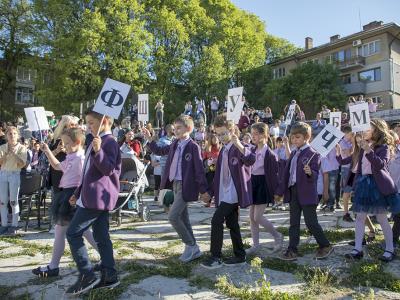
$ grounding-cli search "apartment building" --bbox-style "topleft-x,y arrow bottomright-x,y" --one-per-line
269,21 -> 400,109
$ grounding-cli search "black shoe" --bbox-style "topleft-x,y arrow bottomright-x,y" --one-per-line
223,256 -> 246,266
93,262 -> 102,272
379,250 -> 395,262
65,273 -> 100,296
345,249 -> 364,260
154,196 -> 158,202
329,206 -> 335,212
348,238 -> 366,246
32,266 -> 59,277
366,234 -> 376,244
336,203 -> 342,210
342,213 -> 354,222
94,271 -> 120,290
201,257 -> 222,269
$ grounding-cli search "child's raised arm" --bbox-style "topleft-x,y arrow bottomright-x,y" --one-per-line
41,143 -> 62,171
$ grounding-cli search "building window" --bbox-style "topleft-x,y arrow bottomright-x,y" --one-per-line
358,68 -> 381,82
273,67 -> 286,79
371,96 -> 382,103
357,40 -> 380,57
342,74 -> 351,84
16,67 -> 35,82
15,87 -> 34,103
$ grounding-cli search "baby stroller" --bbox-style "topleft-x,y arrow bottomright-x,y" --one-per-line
111,156 -> 150,226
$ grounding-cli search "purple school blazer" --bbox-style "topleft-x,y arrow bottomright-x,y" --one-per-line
74,134 -> 121,211
276,146 -> 320,205
148,139 -> 208,202
211,144 -> 256,208
355,145 -> 397,196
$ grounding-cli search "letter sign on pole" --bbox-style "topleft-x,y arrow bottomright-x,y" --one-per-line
138,94 -> 149,123
349,102 -> 371,133
93,78 -> 131,120
227,87 -> 244,123
310,124 -> 344,157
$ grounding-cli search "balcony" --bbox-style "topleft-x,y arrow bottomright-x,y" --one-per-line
336,56 -> 365,71
343,81 -> 366,95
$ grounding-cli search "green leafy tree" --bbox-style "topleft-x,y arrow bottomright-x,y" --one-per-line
265,34 -> 302,63
0,0 -> 33,120
263,62 -> 347,118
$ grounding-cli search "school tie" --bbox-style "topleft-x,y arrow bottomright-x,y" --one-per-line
222,147 -> 230,188
169,143 -> 181,182
288,149 -> 300,187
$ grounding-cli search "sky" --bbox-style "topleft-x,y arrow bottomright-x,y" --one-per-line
231,0 -> 400,48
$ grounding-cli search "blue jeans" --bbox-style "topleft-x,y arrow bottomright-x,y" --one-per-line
327,170 -> 339,207
66,207 -> 116,276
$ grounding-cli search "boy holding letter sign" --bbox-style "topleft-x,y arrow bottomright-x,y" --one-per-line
66,78 -> 130,296
275,122 -> 333,261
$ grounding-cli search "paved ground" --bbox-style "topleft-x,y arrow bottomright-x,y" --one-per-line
1,196 -> 400,299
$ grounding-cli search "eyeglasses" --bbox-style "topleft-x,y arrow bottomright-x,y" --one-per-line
216,131 -> 231,138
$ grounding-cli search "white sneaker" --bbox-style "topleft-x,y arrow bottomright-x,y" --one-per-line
272,233 -> 284,253
245,245 -> 261,255
179,245 -> 191,261
180,244 -> 202,263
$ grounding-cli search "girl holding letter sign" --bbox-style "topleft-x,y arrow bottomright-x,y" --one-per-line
344,119 -> 400,262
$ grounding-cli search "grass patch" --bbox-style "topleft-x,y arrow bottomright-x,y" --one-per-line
0,236 -> 52,256
344,260 -> 400,292
216,258 -> 300,300
324,229 -> 354,243
298,266 -> 339,295
189,275 -> 215,289
261,257 -> 300,273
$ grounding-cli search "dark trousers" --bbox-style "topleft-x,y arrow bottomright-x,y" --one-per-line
288,186 -> 330,252
393,213 -> 400,244
210,202 -> 245,259
66,207 -> 116,277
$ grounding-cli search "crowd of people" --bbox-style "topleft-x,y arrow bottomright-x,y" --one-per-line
0,94 -> 399,295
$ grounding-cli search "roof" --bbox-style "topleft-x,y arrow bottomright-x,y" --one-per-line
269,22 -> 400,66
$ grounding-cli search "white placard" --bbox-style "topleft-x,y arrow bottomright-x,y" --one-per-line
93,78 -> 131,119
138,94 -> 149,122
227,87 -> 244,123
285,104 -> 296,125
349,102 -> 370,132
24,107 -> 50,132
329,112 -> 342,129
310,124 -> 344,157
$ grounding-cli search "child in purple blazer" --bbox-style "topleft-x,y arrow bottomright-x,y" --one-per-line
246,122 -> 283,255
345,119 -> 400,262
201,114 -> 256,269
275,122 -> 332,261
66,107 -> 121,296
143,115 -> 208,263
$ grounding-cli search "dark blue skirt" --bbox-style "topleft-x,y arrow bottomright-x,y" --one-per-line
251,175 -> 272,205
353,175 -> 400,214
51,187 -> 77,226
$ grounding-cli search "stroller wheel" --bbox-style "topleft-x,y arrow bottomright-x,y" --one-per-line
140,205 -> 151,222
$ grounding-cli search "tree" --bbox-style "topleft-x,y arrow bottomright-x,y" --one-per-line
263,62 -> 346,118
265,34 -> 301,63
0,0 -> 33,120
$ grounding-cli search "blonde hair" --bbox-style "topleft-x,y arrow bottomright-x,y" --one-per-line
53,115 -> 79,140
174,114 -> 194,129
370,119 -> 395,150
5,126 -> 19,136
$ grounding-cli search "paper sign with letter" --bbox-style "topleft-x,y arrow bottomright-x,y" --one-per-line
24,107 -> 50,132
329,112 -> 342,129
138,94 -> 149,122
227,87 -> 244,123
349,102 -> 370,132
310,124 -> 344,157
93,78 -> 131,119
285,104 -> 296,125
